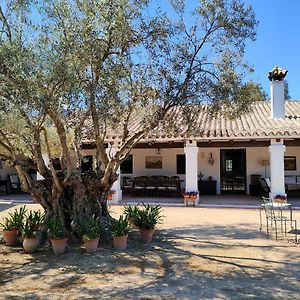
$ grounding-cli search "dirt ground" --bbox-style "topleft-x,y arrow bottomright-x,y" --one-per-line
0,204 -> 299,300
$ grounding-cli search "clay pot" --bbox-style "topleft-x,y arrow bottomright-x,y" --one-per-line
139,228 -> 155,243
23,237 -> 39,253
113,235 -> 128,250
51,238 -> 68,255
3,229 -> 18,246
84,237 -> 99,254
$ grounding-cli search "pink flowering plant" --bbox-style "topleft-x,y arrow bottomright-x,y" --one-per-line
183,191 -> 198,197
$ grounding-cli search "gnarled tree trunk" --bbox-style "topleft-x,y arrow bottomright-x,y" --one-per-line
30,171 -> 114,243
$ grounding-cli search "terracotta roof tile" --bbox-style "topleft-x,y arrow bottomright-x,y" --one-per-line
82,100 -> 300,142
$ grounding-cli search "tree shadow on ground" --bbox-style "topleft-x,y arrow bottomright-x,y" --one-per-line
0,223 -> 299,300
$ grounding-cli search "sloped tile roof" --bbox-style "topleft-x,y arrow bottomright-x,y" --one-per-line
82,100 -> 300,142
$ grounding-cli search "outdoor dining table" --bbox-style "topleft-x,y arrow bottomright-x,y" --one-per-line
259,201 -> 294,231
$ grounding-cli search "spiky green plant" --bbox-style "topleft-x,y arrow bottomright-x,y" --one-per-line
47,217 -> 67,239
22,210 -> 45,238
0,206 -> 27,232
0,217 -> 15,231
78,216 -> 101,240
123,205 -> 140,224
110,215 -> 131,237
134,204 -> 163,230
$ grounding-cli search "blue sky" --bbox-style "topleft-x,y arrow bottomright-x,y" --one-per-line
244,0 -> 300,99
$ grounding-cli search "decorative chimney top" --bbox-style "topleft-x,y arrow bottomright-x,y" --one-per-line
268,66 -> 288,81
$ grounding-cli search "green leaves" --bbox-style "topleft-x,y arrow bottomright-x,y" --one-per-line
110,215 -> 131,237
78,215 -> 101,240
23,210 -> 45,238
0,205 -> 27,231
46,216 -> 67,239
131,204 -> 163,230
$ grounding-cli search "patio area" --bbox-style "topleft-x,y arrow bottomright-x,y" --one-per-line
1,193 -> 300,209
122,194 -> 300,209
0,204 -> 299,299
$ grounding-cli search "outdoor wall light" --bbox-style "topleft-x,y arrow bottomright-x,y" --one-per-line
261,159 -> 269,177
208,153 -> 215,165
155,148 -> 161,155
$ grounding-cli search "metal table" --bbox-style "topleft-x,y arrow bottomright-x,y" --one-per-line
259,202 -> 293,231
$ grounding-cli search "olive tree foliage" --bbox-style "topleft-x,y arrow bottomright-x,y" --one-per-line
0,0 -> 260,232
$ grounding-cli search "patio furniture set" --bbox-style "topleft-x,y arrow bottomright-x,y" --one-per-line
123,175 -> 182,197
259,196 -> 298,242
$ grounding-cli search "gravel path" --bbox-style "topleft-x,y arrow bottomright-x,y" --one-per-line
0,205 -> 299,300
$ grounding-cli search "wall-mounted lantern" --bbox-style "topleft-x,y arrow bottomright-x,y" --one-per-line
208,153 -> 215,166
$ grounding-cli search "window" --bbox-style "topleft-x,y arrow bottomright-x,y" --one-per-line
176,154 -> 185,174
81,155 -> 93,172
284,156 -> 296,171
121,155 -> 133,174
225,159 -> 233,172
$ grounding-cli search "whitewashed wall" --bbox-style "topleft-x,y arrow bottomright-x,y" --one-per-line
129,148 -> 184,178
197,148 -> 220,193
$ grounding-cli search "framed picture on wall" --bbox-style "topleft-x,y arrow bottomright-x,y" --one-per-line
145,156 -> 162,169
284,156 -> 296,170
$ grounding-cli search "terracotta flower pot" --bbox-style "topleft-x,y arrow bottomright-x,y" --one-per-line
139,228 -> 155,243
113,235 -> 128,250
51,238 -> 68,255
3,229 -> 18,246
84,237 -> 99,253
23,237 -> 39,253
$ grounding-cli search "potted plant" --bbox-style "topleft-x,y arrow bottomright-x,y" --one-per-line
110,215 -> 131,250
22,210 -> 45,253
79,216 -> 101,253
134,204 -> 163,243
0,217 -> 18,246
274,194 -> 287,203
0,206 -> 27,246
123,205 -> 139,228
107,190 -> 116,201
47,217 -> 68,255
183,191 -> 198,206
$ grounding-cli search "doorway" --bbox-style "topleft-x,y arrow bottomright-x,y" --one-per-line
220,149 -> 247,194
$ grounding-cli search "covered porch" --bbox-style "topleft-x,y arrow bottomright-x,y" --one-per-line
120,194 -> 300,209
0,193 -> 299,209
104,137 -> 300,203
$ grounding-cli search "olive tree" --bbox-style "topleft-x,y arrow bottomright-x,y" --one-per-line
0,0 -> 262,236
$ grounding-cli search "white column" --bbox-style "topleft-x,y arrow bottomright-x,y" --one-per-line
184,140 -> 199,194
106,143 -> 122,203
269,139 -> 286,199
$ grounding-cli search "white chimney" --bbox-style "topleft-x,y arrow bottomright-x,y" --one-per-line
268,66 -> 288,119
